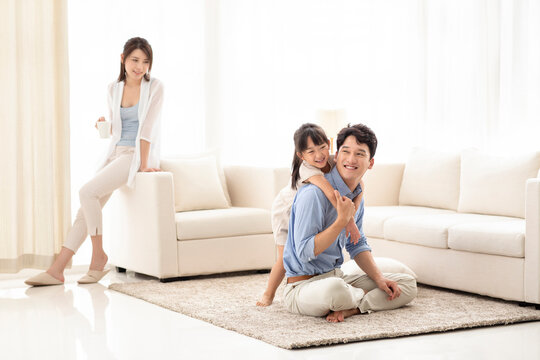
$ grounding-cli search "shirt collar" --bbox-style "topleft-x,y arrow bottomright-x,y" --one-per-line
327,166 -> 363,199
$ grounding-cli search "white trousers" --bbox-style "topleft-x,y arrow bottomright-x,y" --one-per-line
284,268 -> 417,316
63,146 -> 135,253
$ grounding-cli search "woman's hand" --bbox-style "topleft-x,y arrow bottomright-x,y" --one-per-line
95,116 -> 105,129
139,167 -> 161,172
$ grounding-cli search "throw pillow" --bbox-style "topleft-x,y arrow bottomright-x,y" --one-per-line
161,155 -> 230,212
458,149 -> 540,218
161,149 -> 232,206
399,147 -> 461,210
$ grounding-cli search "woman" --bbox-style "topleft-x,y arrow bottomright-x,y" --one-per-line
26,37 -> 164,286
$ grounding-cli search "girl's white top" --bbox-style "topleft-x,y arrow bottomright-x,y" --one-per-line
97,77 -> 164,188
271,156 -> 335,245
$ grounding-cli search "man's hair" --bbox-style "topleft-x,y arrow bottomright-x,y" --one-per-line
336,123 -> 377,159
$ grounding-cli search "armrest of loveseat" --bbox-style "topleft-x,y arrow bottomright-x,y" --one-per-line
106,172 -> 178,279
224,166 -> 289,210
525,177 -> 540,303
362,163 -> 405,206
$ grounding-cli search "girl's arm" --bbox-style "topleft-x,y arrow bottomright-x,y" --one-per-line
307,175 -> 340,210
352,179 -> 365,210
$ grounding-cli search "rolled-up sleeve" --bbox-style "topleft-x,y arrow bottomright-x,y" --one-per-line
292,188 -> 326,263
139,79 -> 164,143
345,200 -> 371,259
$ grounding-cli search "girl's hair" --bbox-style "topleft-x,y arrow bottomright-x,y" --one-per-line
117,37 -> 153,82
291,123 -> 329,190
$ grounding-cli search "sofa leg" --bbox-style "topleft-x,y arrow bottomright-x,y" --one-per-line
518,302 -> 540,310
116,266 -> 126,273
159,277 -> 184,283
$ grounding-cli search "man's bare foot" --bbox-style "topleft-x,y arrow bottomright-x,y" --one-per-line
89,252 -> 108,271
326,308 -> 360,322
45,270 -> 65,283
256,293 -> 275,307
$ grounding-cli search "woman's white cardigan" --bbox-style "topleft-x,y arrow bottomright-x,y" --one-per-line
97,77 -> 164,188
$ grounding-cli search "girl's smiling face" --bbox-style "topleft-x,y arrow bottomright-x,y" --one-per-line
121,48 -> 150,81
297,136 -> 330,169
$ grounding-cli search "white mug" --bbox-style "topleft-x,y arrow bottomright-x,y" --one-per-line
97,121 -> 111,138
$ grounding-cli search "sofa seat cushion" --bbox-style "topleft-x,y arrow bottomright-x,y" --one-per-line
175,207 -> 272,241
448,220 -> 525,258
363,206 -> 455,238
383,213 -> 516,249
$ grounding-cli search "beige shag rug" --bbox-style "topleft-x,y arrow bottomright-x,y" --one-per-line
109,273 -> 540,349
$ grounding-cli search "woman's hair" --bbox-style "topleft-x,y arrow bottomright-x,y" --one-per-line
117,37 -> 153,82
290,123 -> 329,190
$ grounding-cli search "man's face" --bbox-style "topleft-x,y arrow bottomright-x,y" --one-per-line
335,135 -> 374,188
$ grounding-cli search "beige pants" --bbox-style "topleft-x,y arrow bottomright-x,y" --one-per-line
63,146 -> 135,253
283,268 -> 417,316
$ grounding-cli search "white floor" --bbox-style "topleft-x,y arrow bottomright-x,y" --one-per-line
2,269 -> 540,360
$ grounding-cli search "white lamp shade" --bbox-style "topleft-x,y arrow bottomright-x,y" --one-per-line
317,109 -> 347,138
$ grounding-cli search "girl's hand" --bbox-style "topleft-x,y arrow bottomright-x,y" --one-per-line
139,167 -> 161,172
95,116 -> 105,129
334,190 -> 355,227
345,219 -> 361,244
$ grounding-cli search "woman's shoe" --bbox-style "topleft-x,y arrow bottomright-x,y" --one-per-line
77,269 -> 110,284
25,272 -> 64,286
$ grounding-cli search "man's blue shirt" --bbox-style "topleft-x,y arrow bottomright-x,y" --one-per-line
283,166 -> 371,277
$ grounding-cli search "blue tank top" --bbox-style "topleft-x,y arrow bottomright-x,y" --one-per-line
117,103 -> 139,146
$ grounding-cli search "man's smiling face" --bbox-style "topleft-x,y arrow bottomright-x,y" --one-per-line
335,135 -> 374,190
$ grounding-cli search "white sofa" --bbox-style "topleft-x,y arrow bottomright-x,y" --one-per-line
105,165 -> 289,281
105,147 -> 540,307
361,148 -> 540,306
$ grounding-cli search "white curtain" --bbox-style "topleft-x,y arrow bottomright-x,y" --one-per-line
215,0 -> 540,165
0,0 -> 71,272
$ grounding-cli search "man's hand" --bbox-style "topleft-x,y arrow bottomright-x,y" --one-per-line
375,277 -> 402,301
345,219 -> 361,244
334,190 -> 355,227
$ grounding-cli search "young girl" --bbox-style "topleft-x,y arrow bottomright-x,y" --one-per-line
25,37 -> 164,286
256,123 -> 364,306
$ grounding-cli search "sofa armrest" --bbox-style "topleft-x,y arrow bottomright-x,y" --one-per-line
105,172 -> 178,279
362,163 -> 405,206
525,177 -> 540,303
224,166 -> 289,209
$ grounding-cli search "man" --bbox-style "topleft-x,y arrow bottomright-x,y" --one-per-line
282,123 -> 417,322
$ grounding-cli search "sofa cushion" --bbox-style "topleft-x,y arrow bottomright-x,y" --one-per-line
448,220 -> 525,258
399,148 -> 461,210
458,149 -> 540,218
383,213 -> 516,249
175,207 -> 271,240
363,206 -> 455,238
161,155 -> 230,212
